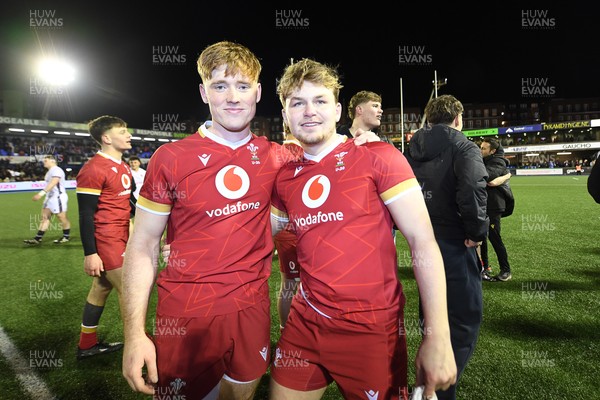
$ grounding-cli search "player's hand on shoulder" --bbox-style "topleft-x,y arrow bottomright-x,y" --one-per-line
353,129 -> 381,145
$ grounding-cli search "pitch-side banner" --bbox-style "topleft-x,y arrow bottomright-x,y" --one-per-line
0,180 -> 77,193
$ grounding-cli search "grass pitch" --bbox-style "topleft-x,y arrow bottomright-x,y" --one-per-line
0,175 -> 598,399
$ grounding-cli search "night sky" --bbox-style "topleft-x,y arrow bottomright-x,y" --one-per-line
1,2 -> 598,130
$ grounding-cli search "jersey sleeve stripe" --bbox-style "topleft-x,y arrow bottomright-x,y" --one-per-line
381,178 -> 420,205
76,188 -> 102,195
137,196 -> 172,215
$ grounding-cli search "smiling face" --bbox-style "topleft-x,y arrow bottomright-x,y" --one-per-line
199,64 -> 261,139
129,159 -> 140,171
282,80 -> 341,155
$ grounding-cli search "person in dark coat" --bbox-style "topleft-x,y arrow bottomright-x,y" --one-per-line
405,94 -> 488,400
480,138 -> 513,282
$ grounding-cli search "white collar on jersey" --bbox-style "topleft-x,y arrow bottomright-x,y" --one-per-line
302,134 -> 345,163
97,151 -> 122,164
200,121 -> 252,150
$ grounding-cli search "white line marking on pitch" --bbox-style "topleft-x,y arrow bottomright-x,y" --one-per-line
0,325 -> 56,400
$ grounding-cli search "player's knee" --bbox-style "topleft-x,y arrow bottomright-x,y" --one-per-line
91,277 -> 113,294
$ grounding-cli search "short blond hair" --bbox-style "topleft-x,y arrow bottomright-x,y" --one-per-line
277,59 -> 343,107
197,41 -> 261,83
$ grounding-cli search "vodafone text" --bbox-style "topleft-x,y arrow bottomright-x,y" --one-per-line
206,201 -> 260,217
292,211 -> 344,229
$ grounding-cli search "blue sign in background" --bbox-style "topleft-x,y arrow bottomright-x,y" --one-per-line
499,124 -> 543,135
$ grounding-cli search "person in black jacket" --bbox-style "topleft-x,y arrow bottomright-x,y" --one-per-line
405,94 -> 488,400
480,139 -> 513,282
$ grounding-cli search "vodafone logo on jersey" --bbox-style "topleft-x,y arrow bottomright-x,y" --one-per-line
301,175 -> 330,208
118,173 -> 132,196
121,174 -> 131,189
293,175 -> 344,230
215,165 -> 250,200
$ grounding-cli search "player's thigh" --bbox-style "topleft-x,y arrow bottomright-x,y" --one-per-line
154,315 -> 226,398
225,301 -> 271,382
270,299 -> 330,392
220,376 -> 260,400
325,319 -> 404,400
269,377 -> 326,400
154,305 -> 269,400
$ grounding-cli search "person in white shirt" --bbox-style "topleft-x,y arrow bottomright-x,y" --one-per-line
127,156 -> 146,236
128,156 -> 146,200
24,155 -> 71,244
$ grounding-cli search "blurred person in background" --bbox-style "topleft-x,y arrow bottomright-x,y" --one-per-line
24,155 -> 71,245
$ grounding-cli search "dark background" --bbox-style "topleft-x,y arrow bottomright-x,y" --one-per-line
1,1 -> 597,129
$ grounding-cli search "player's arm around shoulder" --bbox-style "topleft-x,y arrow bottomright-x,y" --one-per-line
352,128 -> 381,145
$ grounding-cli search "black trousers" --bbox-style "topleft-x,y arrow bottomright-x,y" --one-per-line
480,213 -> 511,273
420,239 -> 483,400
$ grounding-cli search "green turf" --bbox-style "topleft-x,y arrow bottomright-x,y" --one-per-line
0,175 -> 598,399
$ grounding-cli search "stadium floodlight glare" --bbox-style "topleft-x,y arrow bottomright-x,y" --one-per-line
37,58 -> 76,86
